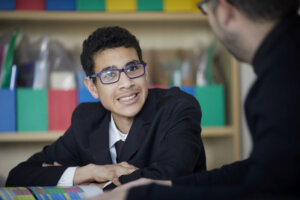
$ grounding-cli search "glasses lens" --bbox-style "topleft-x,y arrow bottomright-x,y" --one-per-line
100,69 -> 119,84
125,63 -> 145,78
202,4 -> 208,14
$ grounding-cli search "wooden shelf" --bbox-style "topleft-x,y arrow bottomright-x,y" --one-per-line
0,126 -> 233,143
202,126 -> 234,137
0,11 -> 207,22
0,131 -> 63,143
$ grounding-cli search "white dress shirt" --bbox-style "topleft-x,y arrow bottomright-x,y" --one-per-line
57,114 -> 128,186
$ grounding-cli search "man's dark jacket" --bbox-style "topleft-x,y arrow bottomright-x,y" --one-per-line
127,14 -> 300,200
6,87 -> 206,186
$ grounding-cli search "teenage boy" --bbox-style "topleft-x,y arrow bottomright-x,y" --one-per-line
6,26 -> 206,190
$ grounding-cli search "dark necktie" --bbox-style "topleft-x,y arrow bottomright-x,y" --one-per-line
115,140 -> 125,163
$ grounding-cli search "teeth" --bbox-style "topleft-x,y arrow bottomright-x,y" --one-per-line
119,94 -> 136,101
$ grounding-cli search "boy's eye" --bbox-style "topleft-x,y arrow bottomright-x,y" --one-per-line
102,70 -> 117,79
126,64 -> 139,72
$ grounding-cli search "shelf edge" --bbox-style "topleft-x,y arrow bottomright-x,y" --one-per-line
0,126 -> 234,143
0,11 -> 207,22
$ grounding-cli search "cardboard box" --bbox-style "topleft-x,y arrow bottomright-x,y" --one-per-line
46,0 -> 75,10
17,89 -> 48,131
137,0 -> 162,11
16,0 -> 45,10
78,87 -> 99,104
195,85 -> 225,127
0,89 -> 16,132
106,0 -> 136,12
0,0 -> 14,10
164,0 -> 197,12
76,0 -> 105,11
48,89 -> 77,131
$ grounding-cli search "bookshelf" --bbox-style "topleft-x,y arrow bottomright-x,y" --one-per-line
0,11 -> 205,21
0,12 -> 241,182
0,126 -> 235,142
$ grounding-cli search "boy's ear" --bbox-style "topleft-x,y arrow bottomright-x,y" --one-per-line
84,77 -> 99,99
145,64 -> 148,81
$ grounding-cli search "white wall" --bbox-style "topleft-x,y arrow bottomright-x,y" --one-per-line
239,63 -> 256,159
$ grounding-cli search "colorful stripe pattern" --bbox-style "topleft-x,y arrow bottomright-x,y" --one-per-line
0,187 -> 35,200
0,186 -> 87,200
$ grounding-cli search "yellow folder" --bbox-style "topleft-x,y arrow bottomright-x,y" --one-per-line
106,0 -> 136,12
164,0 -> 198,12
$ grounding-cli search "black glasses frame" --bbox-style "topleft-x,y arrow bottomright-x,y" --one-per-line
197,0 -> 234,15
89,62 -> 147,85
197,0 -> 210,15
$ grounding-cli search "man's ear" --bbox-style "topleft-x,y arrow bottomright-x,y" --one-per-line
84,77 -> 99,99
217,0 -> 235,26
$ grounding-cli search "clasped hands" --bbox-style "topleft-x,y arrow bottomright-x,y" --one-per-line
42,161 -> 138,188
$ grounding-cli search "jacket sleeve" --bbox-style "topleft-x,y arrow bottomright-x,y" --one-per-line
119,95 -> 205,184
172,159 -> 251,186
127,184 -> 242,200
6,113 -> 83,186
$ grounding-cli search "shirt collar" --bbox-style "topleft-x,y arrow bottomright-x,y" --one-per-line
109,114 -> 128,149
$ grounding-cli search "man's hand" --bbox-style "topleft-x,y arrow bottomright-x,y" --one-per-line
89,187 -> 128,200
89,178 -> 172,200
114,178 -> 172,191
74,162 -> 138,187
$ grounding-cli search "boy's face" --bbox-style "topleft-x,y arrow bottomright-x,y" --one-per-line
87,47 -> 148,122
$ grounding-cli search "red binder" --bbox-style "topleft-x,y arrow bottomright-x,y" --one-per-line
48,89 -> 77,131
16,0 -> 45,10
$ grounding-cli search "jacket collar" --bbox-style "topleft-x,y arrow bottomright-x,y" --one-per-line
89,111 -> 113,164
252,14 -> 300,76
89,90 -> 156,163
118,90 -> 156,162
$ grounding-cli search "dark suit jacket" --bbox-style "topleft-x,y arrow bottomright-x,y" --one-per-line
6,87 -> 206,187
126,14 -> 300,200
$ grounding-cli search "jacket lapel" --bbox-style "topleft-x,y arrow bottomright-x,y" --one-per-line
118,118 -> 148,162
118,91 -> 156,162
89,112 -> 113,164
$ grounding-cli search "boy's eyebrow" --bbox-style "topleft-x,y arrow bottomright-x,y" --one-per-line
100,66 -> 117,73
125,60 -> 139,66
99,59 -> 139,73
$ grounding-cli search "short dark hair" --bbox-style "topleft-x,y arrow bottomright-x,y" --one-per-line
80,26 -> 143,81
213,0 -> 300,21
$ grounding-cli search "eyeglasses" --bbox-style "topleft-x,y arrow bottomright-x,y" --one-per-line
197,0 -> 234,14
89,62 -> 146,84
197,0 -> 210,15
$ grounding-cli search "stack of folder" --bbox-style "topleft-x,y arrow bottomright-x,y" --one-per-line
0,0 -> 199,12
0,186 -> 102,200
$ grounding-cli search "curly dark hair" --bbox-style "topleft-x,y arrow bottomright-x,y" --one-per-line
80,26 -> 143,82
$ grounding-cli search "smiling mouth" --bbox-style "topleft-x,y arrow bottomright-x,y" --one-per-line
118,93 -> 138,103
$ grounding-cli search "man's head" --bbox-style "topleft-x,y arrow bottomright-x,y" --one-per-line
81,26 -> 148,124
197,0 -> 300,63
204,0 -> 300,22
